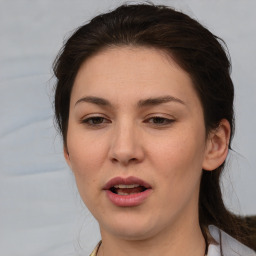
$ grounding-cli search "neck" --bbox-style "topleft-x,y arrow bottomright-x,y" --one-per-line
98,217 -> 206,256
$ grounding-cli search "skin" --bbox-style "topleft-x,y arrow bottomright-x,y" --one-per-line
64,46 -> 230,256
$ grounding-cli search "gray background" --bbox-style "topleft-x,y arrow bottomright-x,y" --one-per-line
0,0 -> 255,255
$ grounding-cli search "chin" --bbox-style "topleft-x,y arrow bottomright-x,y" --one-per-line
101,211 -> 160,241
112,226 -> 154,241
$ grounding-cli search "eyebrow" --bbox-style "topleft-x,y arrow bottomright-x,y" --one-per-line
74,95 -> 185,108
75,96 -> 111,107
137,95 -> 185,107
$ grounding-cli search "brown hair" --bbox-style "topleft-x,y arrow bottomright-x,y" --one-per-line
53,3 -> 255,252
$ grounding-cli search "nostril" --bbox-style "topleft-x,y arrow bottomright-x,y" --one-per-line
127,158 -> 138,164
111,158 -> 119,163
111,157 -> 138,164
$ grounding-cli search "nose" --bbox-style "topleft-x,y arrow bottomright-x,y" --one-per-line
108,121 -> 145,166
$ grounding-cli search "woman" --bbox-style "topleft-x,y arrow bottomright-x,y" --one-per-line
53,3 -> 255,256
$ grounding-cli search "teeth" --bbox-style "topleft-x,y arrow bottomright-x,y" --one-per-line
114,184 -> 140,189
117,192 -> 138,195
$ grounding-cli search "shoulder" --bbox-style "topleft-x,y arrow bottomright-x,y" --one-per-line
208,225 -> 256,256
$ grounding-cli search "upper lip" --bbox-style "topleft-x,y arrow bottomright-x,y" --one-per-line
103,176 -> 152,190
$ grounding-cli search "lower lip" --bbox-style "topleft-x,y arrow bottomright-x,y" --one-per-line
105,189 -> 152,207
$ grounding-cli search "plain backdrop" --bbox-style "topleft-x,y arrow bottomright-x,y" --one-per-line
0,0 -> 255,255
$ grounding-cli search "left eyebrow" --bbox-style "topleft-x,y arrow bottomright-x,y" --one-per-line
137,95 -> 185,107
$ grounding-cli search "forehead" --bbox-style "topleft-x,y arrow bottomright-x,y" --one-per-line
71,46 -> 200,109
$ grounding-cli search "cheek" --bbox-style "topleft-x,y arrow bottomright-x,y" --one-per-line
150,126 -> 206,185
148,130 -> 205,216
66,127 -> 109,198
68,139 -> 103,208
67,127 -> 106,170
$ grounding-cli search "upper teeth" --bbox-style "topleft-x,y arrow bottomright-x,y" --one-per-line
114,184 -> 140,189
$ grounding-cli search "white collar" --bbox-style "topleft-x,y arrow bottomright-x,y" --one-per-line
208,225 -> 255,256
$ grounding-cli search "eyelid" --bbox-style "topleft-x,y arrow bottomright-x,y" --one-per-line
143,114 -> 176,126
144,113 -> 175,120
80,113 -> 107,120
145,116 -> 175,122
80,114 -> 111,127
79,113 -> 175,127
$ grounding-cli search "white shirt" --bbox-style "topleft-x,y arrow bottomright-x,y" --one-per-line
208,225 -> 256,256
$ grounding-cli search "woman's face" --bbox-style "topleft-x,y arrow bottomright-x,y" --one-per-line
65,46 -> 212,240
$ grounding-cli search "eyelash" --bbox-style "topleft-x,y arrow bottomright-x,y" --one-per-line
145,116 -> 175,126
81,116 -> 110,126
81,116 -> 175,127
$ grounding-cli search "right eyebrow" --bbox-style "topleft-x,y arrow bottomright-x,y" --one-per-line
137,95 -> 185,107
74,96 -> 111,107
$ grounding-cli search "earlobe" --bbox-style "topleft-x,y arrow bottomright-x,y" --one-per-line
64,146 -> 72,168
202,119 -> 231,171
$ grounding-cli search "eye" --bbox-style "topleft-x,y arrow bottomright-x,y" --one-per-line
145,116 -> 175,126
81,116 -> 111,127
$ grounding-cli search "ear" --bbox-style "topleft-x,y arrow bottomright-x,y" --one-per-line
64,146 -> 72,168
202,119 -> 231,171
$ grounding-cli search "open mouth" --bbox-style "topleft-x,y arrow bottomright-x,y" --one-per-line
104,176 -> 152,206
109,184 -> 148,195
103,176 -> 151,195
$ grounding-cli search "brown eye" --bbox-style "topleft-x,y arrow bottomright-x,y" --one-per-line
82,116 -> 110,126
146,117 -> 175,126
